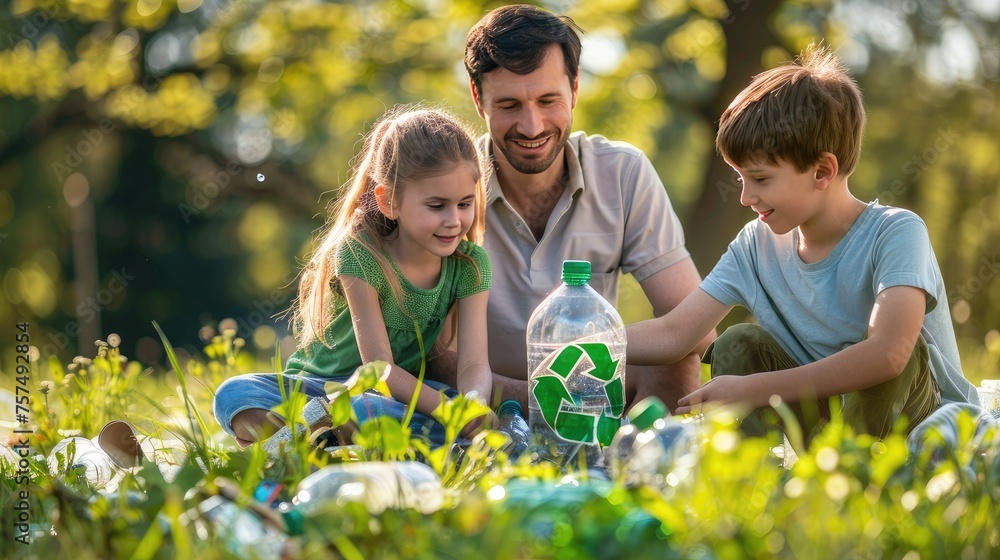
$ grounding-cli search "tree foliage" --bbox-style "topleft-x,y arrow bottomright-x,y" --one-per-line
0,0 -> 997,378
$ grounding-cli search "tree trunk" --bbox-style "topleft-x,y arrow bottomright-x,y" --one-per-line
684,0 -> 784,276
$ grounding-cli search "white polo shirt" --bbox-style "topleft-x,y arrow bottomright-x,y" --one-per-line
482,131 -> 689,379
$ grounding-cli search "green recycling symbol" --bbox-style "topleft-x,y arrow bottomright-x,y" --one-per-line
531,342 -> 624,446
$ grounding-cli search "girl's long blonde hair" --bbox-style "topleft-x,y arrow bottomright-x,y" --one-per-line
294,105 -> 487,348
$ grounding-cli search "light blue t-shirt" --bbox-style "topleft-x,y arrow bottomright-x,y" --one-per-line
700,201 -> 978,406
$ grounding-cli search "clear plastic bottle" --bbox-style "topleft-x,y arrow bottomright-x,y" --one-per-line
606,396 -> 699,490
46,436 -> 118,488
261,395 -> 333,458
978,380 -> 1000,419
526,260 -> 627,469
497,399 -> 530,460
190,494 -> 287,560
278,461 -> 443,534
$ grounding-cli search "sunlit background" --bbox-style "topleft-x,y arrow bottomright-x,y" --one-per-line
1,0 -> 998,382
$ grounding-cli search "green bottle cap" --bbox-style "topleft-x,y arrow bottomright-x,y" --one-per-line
281,509 -> 304,536
562,260 -> 591,286
498,399 -> 523,417
627,396 -> 668,430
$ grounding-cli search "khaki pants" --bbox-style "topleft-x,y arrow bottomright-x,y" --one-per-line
704,323 -> 940,441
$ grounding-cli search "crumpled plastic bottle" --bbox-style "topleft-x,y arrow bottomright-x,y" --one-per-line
188,493 -> 288,560
47,437 -> 120,489
605,396 -> 700,490
278,461 -> 443,535
497,399 -> 531,460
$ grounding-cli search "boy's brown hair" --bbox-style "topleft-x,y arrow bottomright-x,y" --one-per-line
716,45 -> 867,176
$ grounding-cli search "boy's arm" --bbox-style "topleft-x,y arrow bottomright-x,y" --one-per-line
343,276 -> 446,417
638,258 -> 718,357
626,288 -> 732,365
676,285 -> 927,414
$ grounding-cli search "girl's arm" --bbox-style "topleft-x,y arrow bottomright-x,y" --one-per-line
626,288 -> 732,366
455,290 -> 494,401
342,275 -> 445,417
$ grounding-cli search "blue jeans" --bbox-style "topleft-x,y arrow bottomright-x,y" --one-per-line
213,372 -> 457,447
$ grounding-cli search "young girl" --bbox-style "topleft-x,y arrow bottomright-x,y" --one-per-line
213,106 -> 495,447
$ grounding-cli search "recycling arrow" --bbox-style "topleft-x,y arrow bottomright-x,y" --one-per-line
531,342 -> 625,446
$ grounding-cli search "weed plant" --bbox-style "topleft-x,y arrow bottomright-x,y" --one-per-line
1,327 -> 998,559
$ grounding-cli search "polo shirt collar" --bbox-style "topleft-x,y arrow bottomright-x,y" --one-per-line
481,133 -> 585,206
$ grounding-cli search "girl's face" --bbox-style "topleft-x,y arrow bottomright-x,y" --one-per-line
383,164 -> 478,261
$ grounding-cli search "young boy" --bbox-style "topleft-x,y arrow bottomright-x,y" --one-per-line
627,45 -> 980,439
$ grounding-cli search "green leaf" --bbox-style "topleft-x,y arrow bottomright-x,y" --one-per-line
342,361 -> 392,396
432,393 -> 491,444
327,388 -> 354,427
355,416 -> 411,459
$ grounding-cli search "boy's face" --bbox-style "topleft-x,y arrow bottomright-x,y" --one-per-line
727,157 -> 825,236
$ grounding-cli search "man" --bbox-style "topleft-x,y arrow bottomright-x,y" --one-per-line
435,4 -> 714,413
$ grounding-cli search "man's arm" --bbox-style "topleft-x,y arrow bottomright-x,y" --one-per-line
676,285 -> 927,414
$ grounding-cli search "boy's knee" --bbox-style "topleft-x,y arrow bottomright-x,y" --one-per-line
717,323 -> 769,348
708,323 -> 766,371
707,323 -> 793,377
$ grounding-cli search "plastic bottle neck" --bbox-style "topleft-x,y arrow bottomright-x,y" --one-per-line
498,399 -> 524,418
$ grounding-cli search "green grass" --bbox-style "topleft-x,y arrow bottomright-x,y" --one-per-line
2,329 -> 999,559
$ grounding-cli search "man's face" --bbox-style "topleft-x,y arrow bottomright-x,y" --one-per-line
471,44 -> 578,175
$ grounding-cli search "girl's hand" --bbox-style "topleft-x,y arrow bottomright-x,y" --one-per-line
460,410 -> 499,438
675,375 -> 760,415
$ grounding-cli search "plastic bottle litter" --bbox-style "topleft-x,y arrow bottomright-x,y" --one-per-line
95,420 -> 143,468
493,477 -> 663,555
977,380 -> 1000,419
47,437 -> 120,489
907,402 -> 999,467
606,396 -> 699,490
526,260 -> 627,469
277,461 -> 443,534
496,399 -> 531,460
261,395 -> 334,458
188,494 -> 288,560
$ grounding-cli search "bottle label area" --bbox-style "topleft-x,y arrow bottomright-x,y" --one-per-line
529,342 -> 625,446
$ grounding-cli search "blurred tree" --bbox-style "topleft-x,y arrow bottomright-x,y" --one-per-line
0,0 -> 997,379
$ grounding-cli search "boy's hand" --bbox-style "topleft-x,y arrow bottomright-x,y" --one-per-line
675,375 -> 763,415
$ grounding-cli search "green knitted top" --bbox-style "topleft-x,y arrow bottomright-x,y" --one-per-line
285,237 -> 492,378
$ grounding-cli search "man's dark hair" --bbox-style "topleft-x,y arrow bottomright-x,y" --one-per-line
465,4 -> 583,94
